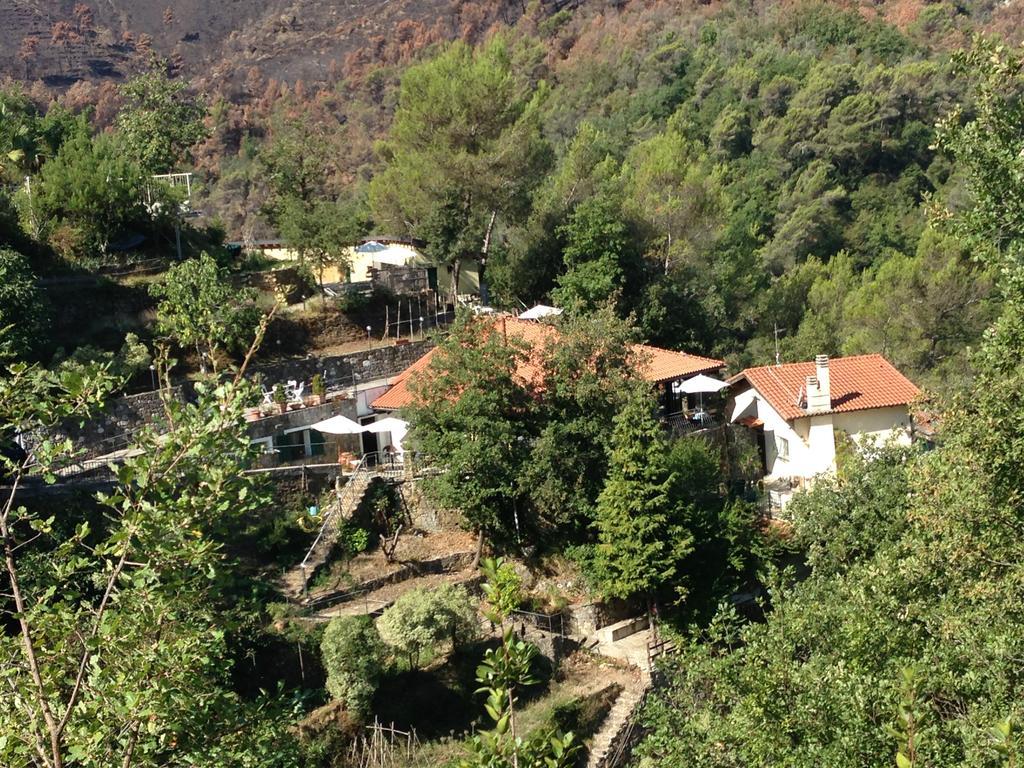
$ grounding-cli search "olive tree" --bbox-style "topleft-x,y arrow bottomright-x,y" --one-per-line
377,583 -> 478,668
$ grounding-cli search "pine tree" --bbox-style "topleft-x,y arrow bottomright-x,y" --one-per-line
592,386 -> 692,603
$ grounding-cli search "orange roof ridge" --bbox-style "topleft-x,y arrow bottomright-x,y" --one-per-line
728,354 -> 920,421
372,317 -> 724,411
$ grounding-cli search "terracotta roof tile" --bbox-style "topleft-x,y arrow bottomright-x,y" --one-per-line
728,354 -> 920,421
632,344 -> 724,383
371,317 -> 724,411
370,348 -> 439,410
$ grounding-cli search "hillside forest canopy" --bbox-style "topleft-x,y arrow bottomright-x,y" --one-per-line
1,0 -> 1024,766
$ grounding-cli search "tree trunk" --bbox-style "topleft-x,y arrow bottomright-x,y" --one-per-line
479,210 -> 497,306
449,259 -> 462,309
471,527 -> 485,569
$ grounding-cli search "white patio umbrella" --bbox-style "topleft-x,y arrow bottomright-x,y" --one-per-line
364,416 -> 410,455
310,414 -> 366,434
519,304 -> 563,320
673,373 -> 728,412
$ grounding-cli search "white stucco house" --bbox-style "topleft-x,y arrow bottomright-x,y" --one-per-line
727,354 -> 920,510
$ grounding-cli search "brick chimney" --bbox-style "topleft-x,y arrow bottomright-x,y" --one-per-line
805,355 -> 831,413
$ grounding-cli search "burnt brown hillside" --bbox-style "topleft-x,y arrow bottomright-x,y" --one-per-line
5,0 -> 1024,98
0,0 -> 538,90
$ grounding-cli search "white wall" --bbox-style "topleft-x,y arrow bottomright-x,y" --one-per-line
345,243 -> 481,295
729,387 -> 805,479
730,391 -> 910,482
348,243 -> 422,282
800,414 -> 838,477
832,406 -> 913,450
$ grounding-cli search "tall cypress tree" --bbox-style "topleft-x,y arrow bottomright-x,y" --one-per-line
592,385 -> 693,603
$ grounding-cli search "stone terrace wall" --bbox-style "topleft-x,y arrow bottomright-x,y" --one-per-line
250,340 -> 434,389
52,387 -> 186,458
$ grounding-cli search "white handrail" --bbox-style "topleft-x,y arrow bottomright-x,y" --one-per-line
298,452 -> 379,591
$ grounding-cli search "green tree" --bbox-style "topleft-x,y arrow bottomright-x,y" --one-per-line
842,231 -> 994,388
150,252 -> 260,373
635,39 -> 1024,764
0,92 -> 77,182
933,38 -> 1024,264
0,247 -> 47,361
320,616 -> 385,718
787,442 -> 915,577
551,190 -> 640,314
491,122 -> 618,303
376,584 -> 478,667
405,312 -> 538,551
591,386 -> 692,605
0,362 -> 303,767
520,306 -> 637,537
278,194 -> 366,299
624,129 -> 723,276
258,102 -> 340,230
36,126 -> 146,258
116,63 -> 208,174
370,37 -> 552,301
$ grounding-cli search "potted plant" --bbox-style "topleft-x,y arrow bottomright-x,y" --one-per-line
273,383 -> 288,414
311,373 -> 327,405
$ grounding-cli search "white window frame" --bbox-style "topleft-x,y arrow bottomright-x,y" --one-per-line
776,435 -> 790,461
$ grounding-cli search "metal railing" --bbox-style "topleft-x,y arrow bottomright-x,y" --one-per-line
510,608 -> 566,636
298,452 -> 379,592
666,412 -> 723,436
21,457 -> 119,483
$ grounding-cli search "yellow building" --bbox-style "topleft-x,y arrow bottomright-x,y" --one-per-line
236,236 -> 480,297
345,238 -> 479,296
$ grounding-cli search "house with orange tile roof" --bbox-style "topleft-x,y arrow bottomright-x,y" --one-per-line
727,354 -> 921,510
371,316 -> 725,414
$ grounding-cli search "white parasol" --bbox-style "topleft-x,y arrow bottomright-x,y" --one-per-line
672,374 -> 728,413
364,416 -> 410,454
309,414 -> 366,434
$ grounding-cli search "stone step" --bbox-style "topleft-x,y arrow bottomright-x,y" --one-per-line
585,680 -> 651,768
280,472 -> 375,598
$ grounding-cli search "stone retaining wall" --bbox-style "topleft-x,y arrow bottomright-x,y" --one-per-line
251,340 -> 434,390
565,599 -> 641,637
52,386 -> 186,458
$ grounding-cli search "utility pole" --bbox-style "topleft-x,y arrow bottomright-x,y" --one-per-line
774,323 -> 784,366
